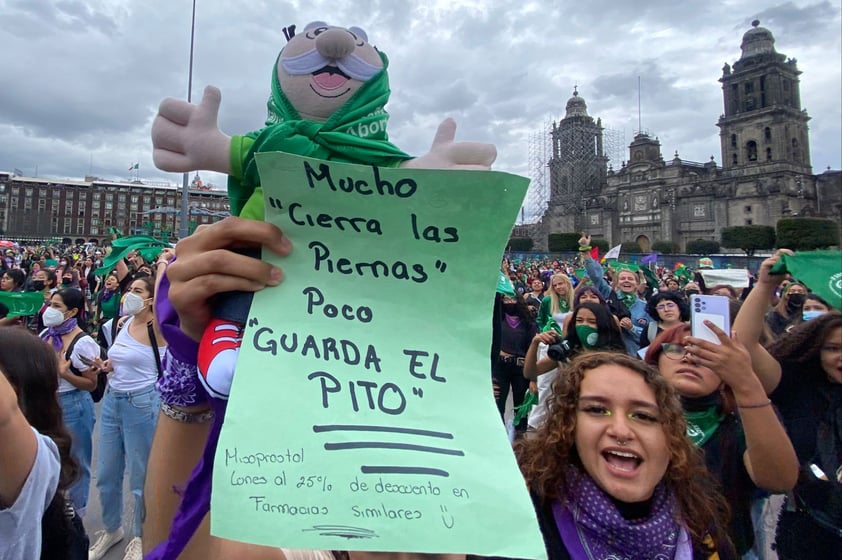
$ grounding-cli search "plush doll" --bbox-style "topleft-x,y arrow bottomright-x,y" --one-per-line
148,22 -> 495,557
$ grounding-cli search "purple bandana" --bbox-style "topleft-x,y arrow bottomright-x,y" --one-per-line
41,318 -> 78,351
553,469 -> 691,560
504,313 -> 522,329
101,288 -> 115,303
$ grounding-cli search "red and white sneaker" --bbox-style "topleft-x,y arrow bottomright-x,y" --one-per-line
197,318 -> 244,400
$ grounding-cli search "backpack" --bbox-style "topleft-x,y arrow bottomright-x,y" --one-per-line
64,332 -> 108,402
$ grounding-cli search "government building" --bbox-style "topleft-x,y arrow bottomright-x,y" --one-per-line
0,172 -> 229,243
519,21 -> 842,251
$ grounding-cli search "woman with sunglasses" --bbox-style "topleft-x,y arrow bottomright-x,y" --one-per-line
645,324 -> 798,556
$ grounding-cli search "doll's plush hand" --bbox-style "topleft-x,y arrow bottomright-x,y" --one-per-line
401,118 -> 497,171
152,86 -> 233,174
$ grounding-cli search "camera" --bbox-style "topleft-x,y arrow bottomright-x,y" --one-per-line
547,338 -> 574,362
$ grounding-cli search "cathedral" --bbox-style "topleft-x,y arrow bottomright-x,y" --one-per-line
525,21 -> 841,252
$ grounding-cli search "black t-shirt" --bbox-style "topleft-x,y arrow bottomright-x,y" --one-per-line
771,362 -> 833,464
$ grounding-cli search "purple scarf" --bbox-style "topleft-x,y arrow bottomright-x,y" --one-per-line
41,318 -> 78,351
101,288 -> 115,303
553,469 -> 692,560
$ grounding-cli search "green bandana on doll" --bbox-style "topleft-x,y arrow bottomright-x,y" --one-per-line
230,50 -> 410,219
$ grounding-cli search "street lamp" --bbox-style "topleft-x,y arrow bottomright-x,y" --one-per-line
179,0 -> 198,239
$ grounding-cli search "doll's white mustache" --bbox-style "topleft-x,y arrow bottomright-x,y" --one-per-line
281,48 -> 381,81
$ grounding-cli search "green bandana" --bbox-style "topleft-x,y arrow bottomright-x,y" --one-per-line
559,299 -> 570,313
684,406 -> 724,447
231,50 -> 412,219
618,291 -> 637,310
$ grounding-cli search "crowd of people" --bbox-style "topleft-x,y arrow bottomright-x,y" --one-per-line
0,223 -> 840,560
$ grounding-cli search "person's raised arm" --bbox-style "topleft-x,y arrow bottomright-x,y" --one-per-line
143,217 -> 292,558
0,365 -> 37,506
578,234 -> 612,299
685,323 -> 798,492
732,250 -> 792,393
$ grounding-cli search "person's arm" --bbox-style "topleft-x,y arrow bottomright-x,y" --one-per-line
115,257 -> 130,282
59,356 -> 96,392
578,234 -> 612,299
143,218 -> 292,558
732,250 -> 792,393
523,331 -> 561,380
685,323 -> 798,492
0,367 -> 38,506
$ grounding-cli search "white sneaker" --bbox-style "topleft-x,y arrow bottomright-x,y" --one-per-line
123,537 -> 143,560
88,527 -> 124,560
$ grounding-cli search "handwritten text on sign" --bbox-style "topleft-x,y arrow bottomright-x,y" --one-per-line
212,153 -> 544,559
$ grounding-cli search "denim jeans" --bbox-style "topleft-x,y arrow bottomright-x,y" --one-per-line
95,384 -> 159,537
58,389 -> 95,517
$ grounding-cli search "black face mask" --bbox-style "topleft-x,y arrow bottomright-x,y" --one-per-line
62,278 -> 72,285
502,303 -> 519,315
786,293 -> 805,309
31,280 -> 45,291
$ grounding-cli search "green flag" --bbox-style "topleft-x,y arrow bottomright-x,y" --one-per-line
0,291 -> 44,317
769,250 -> 842,310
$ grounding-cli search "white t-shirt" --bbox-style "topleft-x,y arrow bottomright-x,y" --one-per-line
0,428 -> 61,560
40,330 -> 101,394
107,316 -> 166,392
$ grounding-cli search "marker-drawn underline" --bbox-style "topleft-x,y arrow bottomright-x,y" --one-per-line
324,441 -> 465,456
313,424 -> 454,439
361,466 -> 450,477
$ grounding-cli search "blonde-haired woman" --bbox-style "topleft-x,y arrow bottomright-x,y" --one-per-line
537,273 -> 574,333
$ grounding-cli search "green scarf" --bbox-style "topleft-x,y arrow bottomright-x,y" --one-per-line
230,50 -> 412,218
559,298 -> 570,313
618,291 -> 637,310
684,406 -> 725,447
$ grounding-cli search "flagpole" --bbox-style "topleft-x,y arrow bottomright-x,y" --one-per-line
179,0 -> 197,240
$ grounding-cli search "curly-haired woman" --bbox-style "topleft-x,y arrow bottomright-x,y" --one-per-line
518,351 -> 736,558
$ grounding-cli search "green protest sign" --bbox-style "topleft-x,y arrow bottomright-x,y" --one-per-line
0,291 -> 44,317
212,153 -> 544,558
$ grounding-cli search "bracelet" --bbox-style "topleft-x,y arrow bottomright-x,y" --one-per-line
160,402 -> 214,423
578,246 -> 592,251
737,399 -> 772,409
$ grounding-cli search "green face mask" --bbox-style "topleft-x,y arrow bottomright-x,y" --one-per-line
576,325 -> 600,349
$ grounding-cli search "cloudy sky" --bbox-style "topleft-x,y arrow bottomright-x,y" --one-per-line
1,0 -> 840,214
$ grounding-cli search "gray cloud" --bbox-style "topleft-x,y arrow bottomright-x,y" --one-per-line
0,0 -> 838,193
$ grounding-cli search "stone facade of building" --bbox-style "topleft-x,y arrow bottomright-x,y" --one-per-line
522,21 -> 841,252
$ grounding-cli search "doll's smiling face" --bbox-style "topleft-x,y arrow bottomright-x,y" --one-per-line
277,23 -> 383,121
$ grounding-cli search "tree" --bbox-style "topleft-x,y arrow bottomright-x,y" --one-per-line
547,232 -> 582,252
508,236 -> 534,251
721,225 -> 775,256
651,241 -> 679,254
776,218 -> 839,250
619,242 -> 642,254
685,239 -> 721,255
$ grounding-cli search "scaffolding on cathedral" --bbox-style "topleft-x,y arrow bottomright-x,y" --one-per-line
521,118 -> 624,225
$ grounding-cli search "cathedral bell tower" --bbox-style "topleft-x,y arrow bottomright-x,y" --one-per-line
717,20 -> 811,171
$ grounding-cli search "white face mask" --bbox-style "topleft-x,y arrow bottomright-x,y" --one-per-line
122,292 -> 148,316
43,307 -> 67,327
